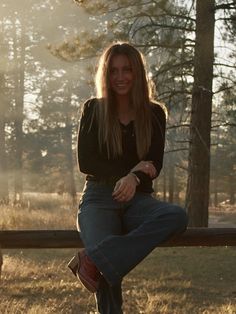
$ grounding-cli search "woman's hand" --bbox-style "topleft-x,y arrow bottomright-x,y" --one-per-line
112,174 -> 138,202
131,161 -> 157,178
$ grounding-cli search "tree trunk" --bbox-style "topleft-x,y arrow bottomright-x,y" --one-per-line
13,19 -> 25,204
0,64 -> 9,204
168,155 -> 174,203
153,178 -> 158,198
213,172 -> 218,207
229,174 -> 235,205
174,181 -> 180,204
163,165 -> 167,201
0,30 -> 9,204
64,92 -> 77,207
0,247 -> 3,279
186,0 -> 215,226
64,122 -> 77,206
0,116 -> 9,204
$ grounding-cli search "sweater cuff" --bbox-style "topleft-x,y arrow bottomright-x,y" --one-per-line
131,170 -> 151,185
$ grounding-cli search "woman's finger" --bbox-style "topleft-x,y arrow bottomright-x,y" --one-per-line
141,162 -> 157,178
113,185 -> 129,199
113,184 -> 134,202
124,189 -> 135,202
112,174 -> 137,202
112,180 -> 127,197
113,181 -> 121,193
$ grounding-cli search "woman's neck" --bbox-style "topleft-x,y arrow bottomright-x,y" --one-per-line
116,95 -> 130,112
115,98 -> 135,125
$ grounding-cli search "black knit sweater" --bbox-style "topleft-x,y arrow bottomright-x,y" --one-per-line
77,98 -> 166,193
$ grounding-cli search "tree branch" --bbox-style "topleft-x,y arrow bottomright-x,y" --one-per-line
215,2 -> 236,10
154,60 -> 194,76
167,124 -> 190,130
165,148 -> 189,153
214,62 -> 236,69
212,123 -> 236,128
213,84 -> 236,94
132,23 -> 195,38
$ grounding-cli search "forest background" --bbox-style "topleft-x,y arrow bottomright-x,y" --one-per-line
0,0 -> 235,228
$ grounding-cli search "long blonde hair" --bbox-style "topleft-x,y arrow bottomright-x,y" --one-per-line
95,42 -> 154,160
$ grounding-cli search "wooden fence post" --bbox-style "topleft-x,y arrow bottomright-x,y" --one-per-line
0,247 -> 3,279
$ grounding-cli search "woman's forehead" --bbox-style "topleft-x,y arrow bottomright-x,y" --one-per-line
110,54 -> 131,67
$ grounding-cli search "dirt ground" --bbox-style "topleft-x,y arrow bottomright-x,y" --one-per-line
209,206 -> 236,228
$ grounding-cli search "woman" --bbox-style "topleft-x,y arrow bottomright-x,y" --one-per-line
68,42 -> 188,313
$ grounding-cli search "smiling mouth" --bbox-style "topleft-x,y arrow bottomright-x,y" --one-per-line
116,84 -> 128,88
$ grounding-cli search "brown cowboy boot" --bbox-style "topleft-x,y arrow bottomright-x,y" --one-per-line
68,250 -> 101,293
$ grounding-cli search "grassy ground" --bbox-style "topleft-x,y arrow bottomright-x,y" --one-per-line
217,212 -> 236,225
0,195 -> 236,313
1,247 -> 236,313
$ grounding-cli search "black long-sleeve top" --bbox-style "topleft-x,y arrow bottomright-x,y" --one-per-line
77,98 -> 166,193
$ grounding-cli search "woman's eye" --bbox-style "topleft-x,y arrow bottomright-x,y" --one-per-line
124,67 -> 131,72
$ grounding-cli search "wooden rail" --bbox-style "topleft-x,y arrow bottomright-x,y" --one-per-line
0,228 -> 236,248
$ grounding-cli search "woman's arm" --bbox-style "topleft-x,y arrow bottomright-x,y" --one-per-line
77,99 -> 127,178
131,104 -> 166,182
147,103 -> 166,177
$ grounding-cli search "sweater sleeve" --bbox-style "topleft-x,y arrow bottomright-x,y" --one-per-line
148,103 -> 166,178
77,99 -> 127,178
132,104 -> 166,183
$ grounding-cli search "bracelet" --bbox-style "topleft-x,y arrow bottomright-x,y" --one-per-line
129,172 -> 140,185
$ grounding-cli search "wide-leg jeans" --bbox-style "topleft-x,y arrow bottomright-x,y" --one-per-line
77,181 -> 188,314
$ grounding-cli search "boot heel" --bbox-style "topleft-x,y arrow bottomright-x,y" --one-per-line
68,254 -> 80,277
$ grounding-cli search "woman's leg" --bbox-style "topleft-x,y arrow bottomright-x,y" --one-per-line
86,193 -> 188,286
77,181 -> 125,314
95,277 -> 123,314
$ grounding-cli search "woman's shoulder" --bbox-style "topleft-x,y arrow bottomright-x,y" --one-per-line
150,100 -> 168,122
82,97 -> 99,113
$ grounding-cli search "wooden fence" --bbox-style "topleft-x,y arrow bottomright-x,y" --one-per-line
1,228 -> 236,248
0,228 -> 235,278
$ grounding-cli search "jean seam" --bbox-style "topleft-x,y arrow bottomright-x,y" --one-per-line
125,205 -> 172,218
88,243 -> 122,285
98,247 -> 121,278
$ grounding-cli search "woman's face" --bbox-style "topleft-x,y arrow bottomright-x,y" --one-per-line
109,54 -> 134,98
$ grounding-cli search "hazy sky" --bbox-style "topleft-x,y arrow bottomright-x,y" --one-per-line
1,0 -> 100,117
1,0 -> 234,108
0,0 -> 96,70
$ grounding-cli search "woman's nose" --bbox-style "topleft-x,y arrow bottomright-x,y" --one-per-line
117,70 -> 124,80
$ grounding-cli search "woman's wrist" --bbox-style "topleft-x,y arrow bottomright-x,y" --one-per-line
128,172 -> 140,186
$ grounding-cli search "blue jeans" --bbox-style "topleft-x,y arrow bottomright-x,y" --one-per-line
78,181 -> 188,314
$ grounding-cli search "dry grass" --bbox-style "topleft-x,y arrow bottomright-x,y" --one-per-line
1,247 -> 236,314
0,193 -> 77,230
218,213 -> 236,224
0,195 -> 236,313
